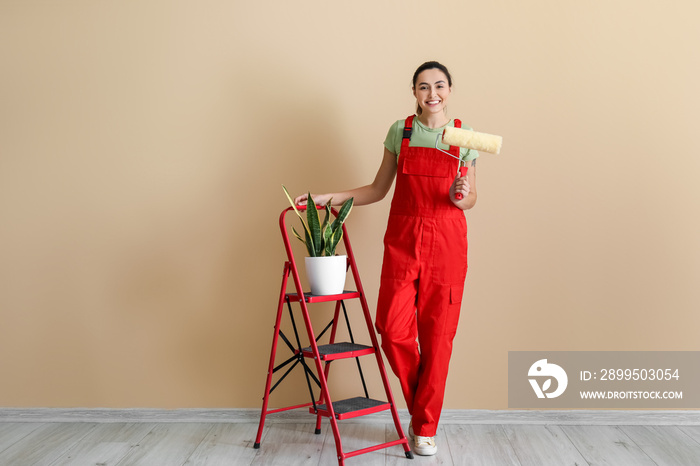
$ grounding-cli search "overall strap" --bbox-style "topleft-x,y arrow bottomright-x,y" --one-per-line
400,115 -> 415,153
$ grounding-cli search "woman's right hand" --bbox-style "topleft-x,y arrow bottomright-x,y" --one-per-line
293,192 -> 333,207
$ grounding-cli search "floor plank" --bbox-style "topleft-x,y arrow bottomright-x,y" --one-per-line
502,424 -> 588,466
0,422 -> 96,466
113,423 -> 213,466
317,422 -> 388,466
0,422 -> 45,455
443,424 -> 521,466
620,425 -> 700,466
560,425 -> 657,466
46,422 -> 154,466
184,422 -> 266,466
381,420 -> 413,465
251,423 -> 328,466
676,425 -> 700,445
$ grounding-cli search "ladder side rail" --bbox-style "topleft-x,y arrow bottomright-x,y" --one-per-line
254,261 -> 291,448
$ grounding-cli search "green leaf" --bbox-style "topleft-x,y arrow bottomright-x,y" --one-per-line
282,185 -> 304,221
320,202 -> 331,254
327,226 -> 344,256
323,221 -> 333,256
292,226 -> 314,256
304,227 -> 316,257
291,226 -> 304,243
331,197 -> 354,233
283,185 -> 314,255
306,192 -> 322,256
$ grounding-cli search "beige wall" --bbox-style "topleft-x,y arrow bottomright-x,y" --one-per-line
1,1 -> 699,409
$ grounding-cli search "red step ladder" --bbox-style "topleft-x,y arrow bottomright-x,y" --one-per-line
253,206 -> 413,464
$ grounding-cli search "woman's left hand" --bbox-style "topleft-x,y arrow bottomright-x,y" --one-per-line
450,173 -> 470,201
449,161 -> 477,209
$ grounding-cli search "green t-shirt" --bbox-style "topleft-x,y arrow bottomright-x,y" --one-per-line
383,118 -> 479,163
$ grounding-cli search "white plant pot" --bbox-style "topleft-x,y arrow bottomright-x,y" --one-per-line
304,255 -> 347,295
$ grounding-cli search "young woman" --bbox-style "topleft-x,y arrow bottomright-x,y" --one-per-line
293,61 -> 478,456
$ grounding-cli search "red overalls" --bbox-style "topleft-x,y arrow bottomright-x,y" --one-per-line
375,115 -> 468,438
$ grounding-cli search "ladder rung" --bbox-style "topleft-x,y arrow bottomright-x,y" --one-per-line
312,397 -> 390,420
301,342 -> 375,361
286,290 -> 361,303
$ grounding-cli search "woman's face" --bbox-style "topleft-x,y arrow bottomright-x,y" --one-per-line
413,68 -> 451,116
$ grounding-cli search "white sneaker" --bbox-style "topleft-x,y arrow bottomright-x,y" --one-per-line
414,435 -> 437,456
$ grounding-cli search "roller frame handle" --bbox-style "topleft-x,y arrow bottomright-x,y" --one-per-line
455,166 -> 468,200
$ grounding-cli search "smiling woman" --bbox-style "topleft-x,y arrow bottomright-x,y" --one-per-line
291,61 -> 480,457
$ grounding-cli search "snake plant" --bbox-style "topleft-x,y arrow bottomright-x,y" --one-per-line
283,185 -> 354,257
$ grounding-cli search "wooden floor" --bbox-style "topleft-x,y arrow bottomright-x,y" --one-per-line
3,417 -> 700,466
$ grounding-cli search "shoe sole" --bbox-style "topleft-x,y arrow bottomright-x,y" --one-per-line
413,445 -> 438,456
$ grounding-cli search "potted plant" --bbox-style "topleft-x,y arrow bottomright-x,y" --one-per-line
283,186 -> 354,295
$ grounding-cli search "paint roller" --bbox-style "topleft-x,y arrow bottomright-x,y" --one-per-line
435,127 -> 503,200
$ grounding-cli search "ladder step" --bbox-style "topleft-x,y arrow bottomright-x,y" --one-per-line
301,342 -> 375,361
312,396 -> 390,420
286,290 -> 361,303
